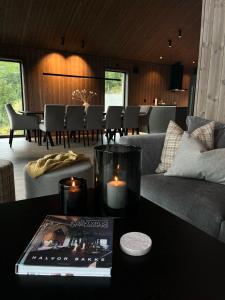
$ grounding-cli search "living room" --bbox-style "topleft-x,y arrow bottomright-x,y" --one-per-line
1,0 -> 225,298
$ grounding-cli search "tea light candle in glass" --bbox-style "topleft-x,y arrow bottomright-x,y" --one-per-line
59,177 -> 87,215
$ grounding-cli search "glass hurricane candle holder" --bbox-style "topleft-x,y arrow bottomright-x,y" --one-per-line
94,144 -> 142,217
59,177 -> 87,215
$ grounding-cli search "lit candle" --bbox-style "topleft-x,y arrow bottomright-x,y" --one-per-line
107,176 -> 127,209
70,177 -> 81,193
59,177 -> 87,215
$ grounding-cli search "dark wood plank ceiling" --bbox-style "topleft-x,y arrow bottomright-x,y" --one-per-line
0,0 -> 202,68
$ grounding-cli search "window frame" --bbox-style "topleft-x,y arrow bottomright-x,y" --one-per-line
104,69 -> 128,111
0,58 -> 25,138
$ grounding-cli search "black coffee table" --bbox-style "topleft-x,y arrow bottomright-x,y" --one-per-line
1,192 -> 225,299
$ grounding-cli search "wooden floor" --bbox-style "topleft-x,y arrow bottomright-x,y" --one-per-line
0,134 -> 117,201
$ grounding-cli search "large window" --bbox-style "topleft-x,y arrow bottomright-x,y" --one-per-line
0,60 -> 24,136
104,70 -> 127,111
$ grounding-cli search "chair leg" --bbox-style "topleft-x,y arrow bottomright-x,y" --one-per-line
113,129 -> 116,141
136,128 -> 139,135
27,130 -> 31,142
67,131 -> 70,148
46,133 -> 49,150
147,125 -> 150,133
39,130 -> 42,145
118,129 -> 123,137
78,131 -> 81,143
106,129 -> 110,144
83,130 -> 86,147
9,129 -> 14,147
34,130 -> 37,142
48,132 -> 54,146
74,130 -> 77,143
61,131 -> 65,148
87,130 -> 90,146
132,129 -> 135,135
56,131 -> 58,144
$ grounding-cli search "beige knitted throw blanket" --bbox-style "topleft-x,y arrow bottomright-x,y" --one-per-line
26,151 -> 89,178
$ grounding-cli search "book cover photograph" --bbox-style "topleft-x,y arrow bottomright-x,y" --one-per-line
15,215 -> 113,277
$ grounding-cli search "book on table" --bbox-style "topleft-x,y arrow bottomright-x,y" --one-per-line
15,215 -> 113,277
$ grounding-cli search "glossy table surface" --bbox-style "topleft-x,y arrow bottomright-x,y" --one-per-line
1,192 -> 225,299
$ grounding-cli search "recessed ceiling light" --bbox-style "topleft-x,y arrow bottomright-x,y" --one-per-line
178,29 -> 182,38
160,56 -> 163,60
192,60 -> 196,64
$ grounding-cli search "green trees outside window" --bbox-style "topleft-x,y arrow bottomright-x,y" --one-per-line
104,71 -> 126,111
0,60 -> 23,136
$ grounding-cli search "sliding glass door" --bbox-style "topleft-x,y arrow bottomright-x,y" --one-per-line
104,70 -> 127,111
0,60 -> 24,136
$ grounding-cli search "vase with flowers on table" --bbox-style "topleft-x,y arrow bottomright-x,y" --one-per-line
72,89 -> 98,112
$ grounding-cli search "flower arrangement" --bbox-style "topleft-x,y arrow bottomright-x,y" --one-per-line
72,89 -> 98,106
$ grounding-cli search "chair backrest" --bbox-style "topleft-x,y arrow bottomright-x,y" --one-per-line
86,105 -> 104,130
123,106 -> 140,129
139,105 -> 151,114
66,105 -> 85,131
149,106 -> 176,133
5,103 -> 18,128
105,106 -> 123,129
44,104 -> 65,131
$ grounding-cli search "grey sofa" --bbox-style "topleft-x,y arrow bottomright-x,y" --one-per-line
119,116 -> 225,243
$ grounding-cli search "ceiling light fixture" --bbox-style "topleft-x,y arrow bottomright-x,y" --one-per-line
160,56 -> 163,60
168,39 -> 172,47
178,29 -> 182,38
192,60 -> 196,64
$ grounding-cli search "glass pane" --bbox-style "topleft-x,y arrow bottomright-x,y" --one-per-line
104,71 -> 125,111
0,60 -> 23,136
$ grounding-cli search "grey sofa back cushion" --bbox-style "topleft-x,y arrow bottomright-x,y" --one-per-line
186,116 -> 225,148
119,134 -> 165,175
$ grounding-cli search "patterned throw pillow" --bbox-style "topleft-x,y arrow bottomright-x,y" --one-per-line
155,120 -> 215,173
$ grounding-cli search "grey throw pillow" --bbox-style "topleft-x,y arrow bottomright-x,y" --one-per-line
165,132 -> 225,185
186,116 -> 225,148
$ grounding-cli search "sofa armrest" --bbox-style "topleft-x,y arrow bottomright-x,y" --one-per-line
119,133 -> 165,174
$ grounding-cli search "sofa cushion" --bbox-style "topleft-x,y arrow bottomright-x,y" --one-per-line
155,120 -> 215,173
186,116 -> 225,148
141,174 -> 225,239
165,133 -> 225,184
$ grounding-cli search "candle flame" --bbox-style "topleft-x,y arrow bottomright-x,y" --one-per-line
72,180 -> 76,188
71,177 -> 76,188
114,176 -> 118,182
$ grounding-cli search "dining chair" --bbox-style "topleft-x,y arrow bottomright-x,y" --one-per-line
39,104 -> 65,149
139,105 -> 152,133
5,103 -> 39,147
123,106 -> 140,135
85,105 -> 104,145
65,105 -> 85,147
104,106 -> 123,143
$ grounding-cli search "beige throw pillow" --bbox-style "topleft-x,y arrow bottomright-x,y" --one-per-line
155,120 -> 215,173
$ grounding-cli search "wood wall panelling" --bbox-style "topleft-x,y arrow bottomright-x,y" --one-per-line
194,0 -> 225,122
0,45 -> 191,112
